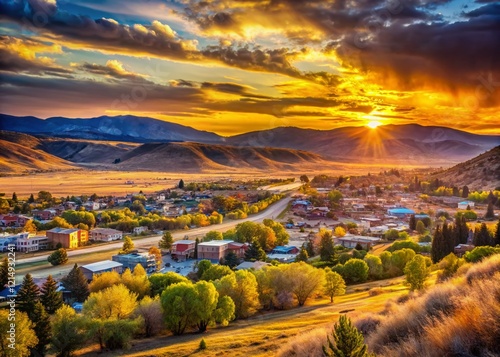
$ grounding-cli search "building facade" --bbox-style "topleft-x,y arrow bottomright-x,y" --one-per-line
90,228 -> 123,241
46,228 -> 88,248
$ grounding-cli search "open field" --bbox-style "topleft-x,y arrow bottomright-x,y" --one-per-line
77,275 -> 416,357
0,162 -> 432,198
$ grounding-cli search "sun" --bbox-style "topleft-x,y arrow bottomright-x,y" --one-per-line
367,120 -> 381,129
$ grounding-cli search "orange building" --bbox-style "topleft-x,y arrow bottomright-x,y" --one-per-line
46,228 -> 88,248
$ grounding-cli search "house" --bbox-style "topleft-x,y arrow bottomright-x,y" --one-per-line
360,217 -> 383,227
454,244 -> 475,257
112,252 -> 157,273
171,240 -> 196,260
84,201 -> 100,211
0,214 -> 20,227
80,260 -> 123,281
16,235 -> 50,252
32,209 -> 56,221
236,261 -> 270,270
90,228 -> 123,242
458,201 -> 475,210
46,228 -> 88,248
271,246 -> 299,255
307,207 -> 329,220
337,235 -> 381,250
197,240 -> 233,261
133,226 -> 148,235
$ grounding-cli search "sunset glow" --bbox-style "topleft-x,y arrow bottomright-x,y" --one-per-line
367,121 -> 381,129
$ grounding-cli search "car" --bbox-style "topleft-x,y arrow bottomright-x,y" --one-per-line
165,262 -> 171,267
175,268 -> 181,273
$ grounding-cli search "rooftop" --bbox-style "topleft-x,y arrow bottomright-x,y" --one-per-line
81,260 -> 123,272
173,240 -> 195,245
198,240 -> 233,247
48,227 -> 80,234
338,235 -> 381,242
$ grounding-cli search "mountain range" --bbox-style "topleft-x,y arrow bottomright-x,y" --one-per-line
0,113 -> 498,172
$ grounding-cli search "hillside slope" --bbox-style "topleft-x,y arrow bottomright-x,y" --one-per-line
430,146 -> 500,190
115,142 -> 329,172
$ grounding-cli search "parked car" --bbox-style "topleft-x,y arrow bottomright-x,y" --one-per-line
165,262 -> 171,267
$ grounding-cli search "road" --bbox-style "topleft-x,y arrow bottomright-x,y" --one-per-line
17,196 -> 293,268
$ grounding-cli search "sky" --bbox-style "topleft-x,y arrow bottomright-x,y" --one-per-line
0,0 -> 499,135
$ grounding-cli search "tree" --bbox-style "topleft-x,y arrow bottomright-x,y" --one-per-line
121,265 -> 151,299
134,296 -> 164,337
178,179 -> 185,189
485,202 -> 495,219
454,215 -> 469,245
244,241 -> 266,262
40,275 -> 63,314
89,271 -> 121,293
342,259 -> 369,284
319,229 -> 335,262
474,223 -> 492,247
193,281 -> 220,332
223,251 -> 240,268
158,231 -> 174,251
288,262 -> 325,306
324,270 -> 346,303
495,218 -> 500,246
161,282 -> 198,335
61,264 -> 89,302
334,226 -> 346,237
118,236 -> 135,255
30,302 -> 52,356
323,315 -> 371,357
0,256 -> 8,289
384,229 -> 399,240
201,265 -> 234,281
363,254 -> 383,279
300,175 -> 310,183
23,219 -> 37,233
50,305 -> 86,357
194,237 -> 199,259
409,215 -> 416,231
462,185 -> 469,198
48,248 -> 69,266
84,284 -> 138,319
17,273 -> 40,316
431,225 -> 446,263
148,272 -> 188,297
0,310 -> 37,357
204,230 -> 223,241
295,245 -> 309,262
28,193 -> 35,203
11,192 -> 17,202
216,270 -> 260,319
404,255 -> 429,291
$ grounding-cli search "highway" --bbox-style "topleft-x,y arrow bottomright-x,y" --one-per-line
16,196 -> 293,269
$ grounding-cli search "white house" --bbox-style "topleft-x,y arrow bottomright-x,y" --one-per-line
458,201 -> 475,210
133,226 -> 148,235
90,228 -> 123,242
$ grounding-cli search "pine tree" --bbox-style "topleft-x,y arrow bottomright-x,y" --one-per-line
409,215 -> 416,231
30,301 -> 52,356
223,251 -> 239,268
194,237 -> 199,259
0,256 -> 8,289
442,223 -> 455,256
28,193 -> 35,203
295,246 -> 309,262
462,185 -> 469,198
48,248 -> 68,266
454,215 -> 468,245
159,231 -> 174,251
473,223 -> 492,247
12,192 -> 18,202
244,240 -> 266,261
323,315 -> 372,357
494,218 -> 500,246
40,275 -> 63,314
485,202 -> 495,219
431,226 -> 446,263
178,179 -> 185,189
18,273 -> 40,316
61,264 -> 89,302
319,231 -> 335,262
306,239 -> 315,257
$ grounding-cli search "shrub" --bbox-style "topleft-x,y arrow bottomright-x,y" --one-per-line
368,287 -> 384,297
387,240 -> 421,253
277,327 -> 329,357
199,338 -> 207,350
342,259 -> 369,284
48,248 -> 68,266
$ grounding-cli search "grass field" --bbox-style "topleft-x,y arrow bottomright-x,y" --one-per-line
76,275 -> 416,357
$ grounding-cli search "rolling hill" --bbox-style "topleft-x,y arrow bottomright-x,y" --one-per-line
430,146 -> 500,190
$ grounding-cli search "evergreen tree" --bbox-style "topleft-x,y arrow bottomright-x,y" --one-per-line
40,275 -> 63,314
454,215 -> 469,245
319,231 -> 335,262
452,186 -> 459,197
323,315 -> 372,357
462,185 -> 469,198
494,218 -> 500,246
30,301 -> 52,356
223,251 -> 239,268
485,202 -> 495,219
28,193 -> 35,203
306,239 -> 315,257
48,248 -> 68,266
194,237 -> 199,259
409,215 -> 416,231
0,256 -> 8,289
178,179 -> 185,189
442,223 -> 455,257
431,226 -> 446,263
61,264 -> 89,302
474,223 -> 492,247
244,240 -> 266,261
119,236 -> 135,254
17,273 -> 40,316
295,245 -> 309,262
12,192 -> 18,202
159,231 -> 174,251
